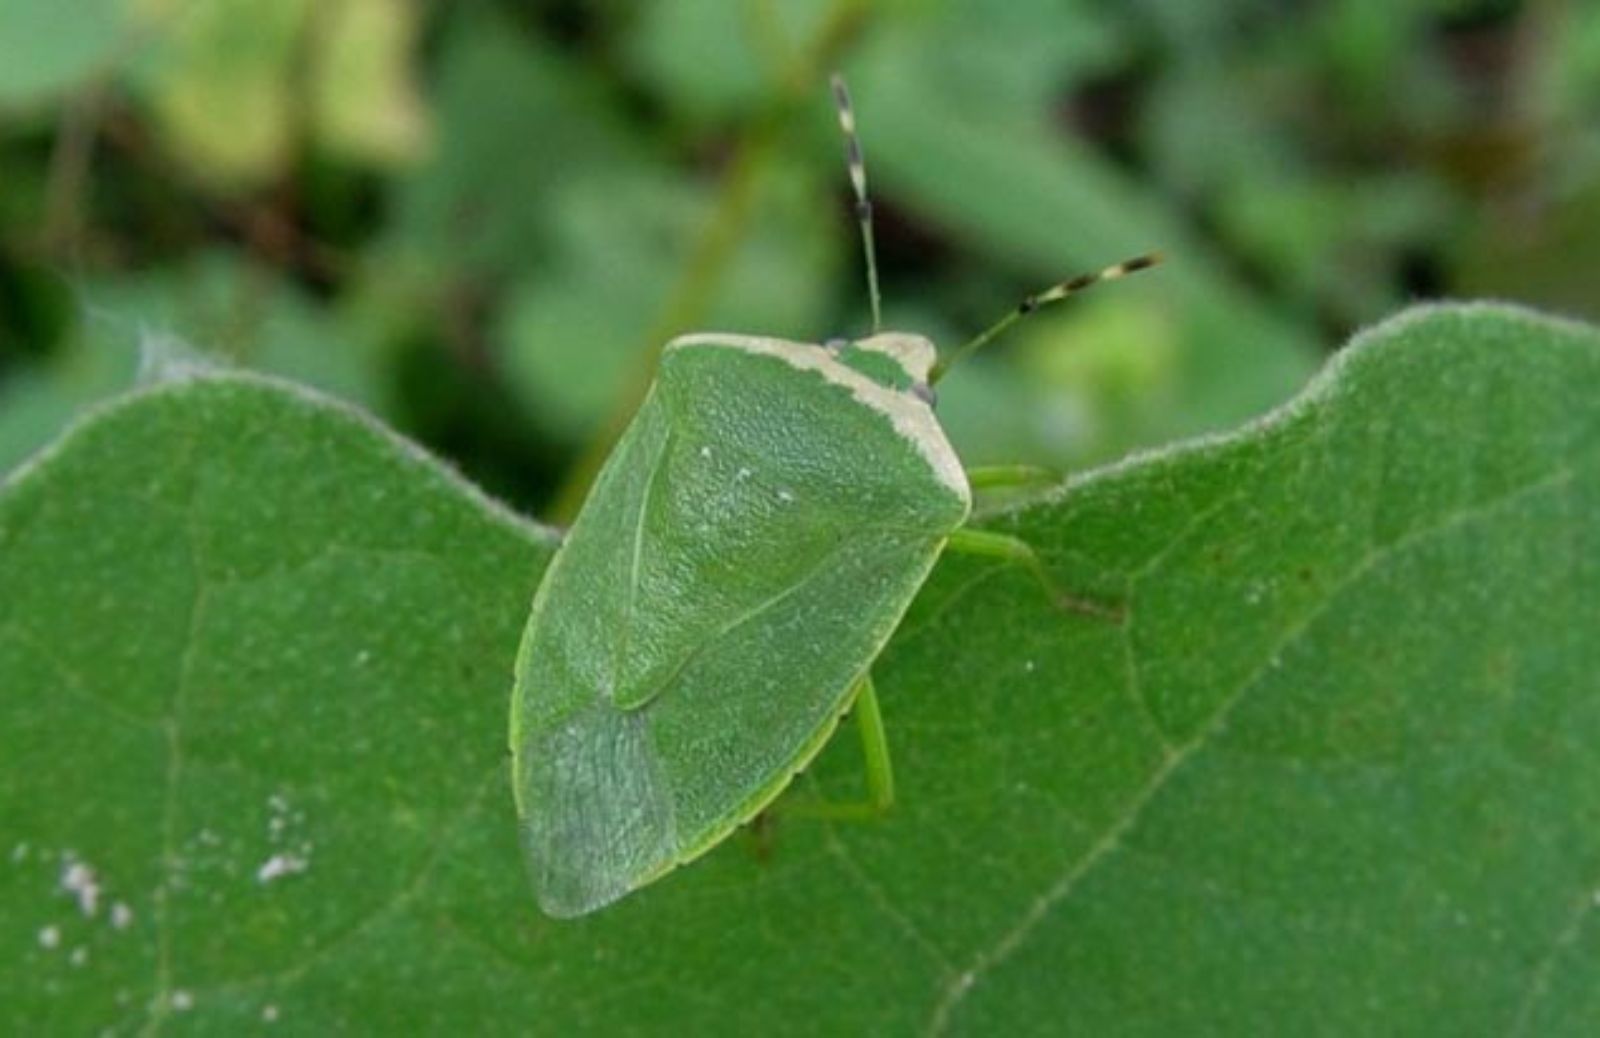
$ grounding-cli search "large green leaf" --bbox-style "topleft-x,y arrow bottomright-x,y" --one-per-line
4,303 -> 1598,1034
0,374 -> 554,1032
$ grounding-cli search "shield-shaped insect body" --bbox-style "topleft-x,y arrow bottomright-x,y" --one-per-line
511,332 -> 968,917
510,73 -> 1158,918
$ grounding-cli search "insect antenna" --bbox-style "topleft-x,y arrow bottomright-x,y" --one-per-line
830,72 -> 883,333
929,252 -> 1164,383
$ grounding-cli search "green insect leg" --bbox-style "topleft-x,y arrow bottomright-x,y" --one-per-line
772,674 -> 895,822
964,464 -> 1058,491
945,527 -> 1124,623
851,674 -> 895,813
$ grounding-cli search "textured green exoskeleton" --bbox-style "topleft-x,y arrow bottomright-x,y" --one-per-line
513,333 -> 965,916
511,74 -> 1159,917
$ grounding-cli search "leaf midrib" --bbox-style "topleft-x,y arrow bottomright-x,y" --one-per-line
924,444 -> 1589,1035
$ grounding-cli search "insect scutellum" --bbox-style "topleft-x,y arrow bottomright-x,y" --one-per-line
828,72 -> 1163,386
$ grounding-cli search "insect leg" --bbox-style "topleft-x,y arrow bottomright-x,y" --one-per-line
852,674 -> 895,813
945,528 -> 1125,623
964,465 -> 1059,491
772,674 -> 895,821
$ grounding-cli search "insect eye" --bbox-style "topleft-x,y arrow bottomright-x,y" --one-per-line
910,382 -> 937,408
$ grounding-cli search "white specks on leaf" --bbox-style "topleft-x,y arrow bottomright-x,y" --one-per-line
38,925 -> 60,949
170,989 -> 193,1012
1246,578 -> 1281,607
11,842 -> 28,863
778,489 -> 795,504
111,901 -> 133,929
260,790 -> 313,884
69,946 -> 88,967
261,1004 -> 280,1023
59,854 -> 101,917
256,852 -> 310,884
266,791 -> 303,838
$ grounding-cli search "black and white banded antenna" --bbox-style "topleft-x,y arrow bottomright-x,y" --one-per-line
830,72 -> 883,334
930,252 -> 1165,383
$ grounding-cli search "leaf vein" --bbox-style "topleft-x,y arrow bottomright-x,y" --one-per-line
1507,882 -> 1600,1033
925,457 -> 1584,1036
824,827 -> 956,974
0,623 -> 160,730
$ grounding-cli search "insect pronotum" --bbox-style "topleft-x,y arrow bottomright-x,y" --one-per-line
510,73 -> 1162,918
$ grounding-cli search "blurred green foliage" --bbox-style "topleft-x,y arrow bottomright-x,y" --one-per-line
1,0 -> 1596,514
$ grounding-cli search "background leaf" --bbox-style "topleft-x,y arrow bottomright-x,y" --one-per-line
127,0 -> 428,185
4,303 -> 1596,1033
0,254 -> 392,474
10,2 -> 1595,516
848,33 -> 1319,458
0,0 -> 128,111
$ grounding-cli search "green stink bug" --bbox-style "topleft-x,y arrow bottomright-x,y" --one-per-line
510,74 -> 1160,918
